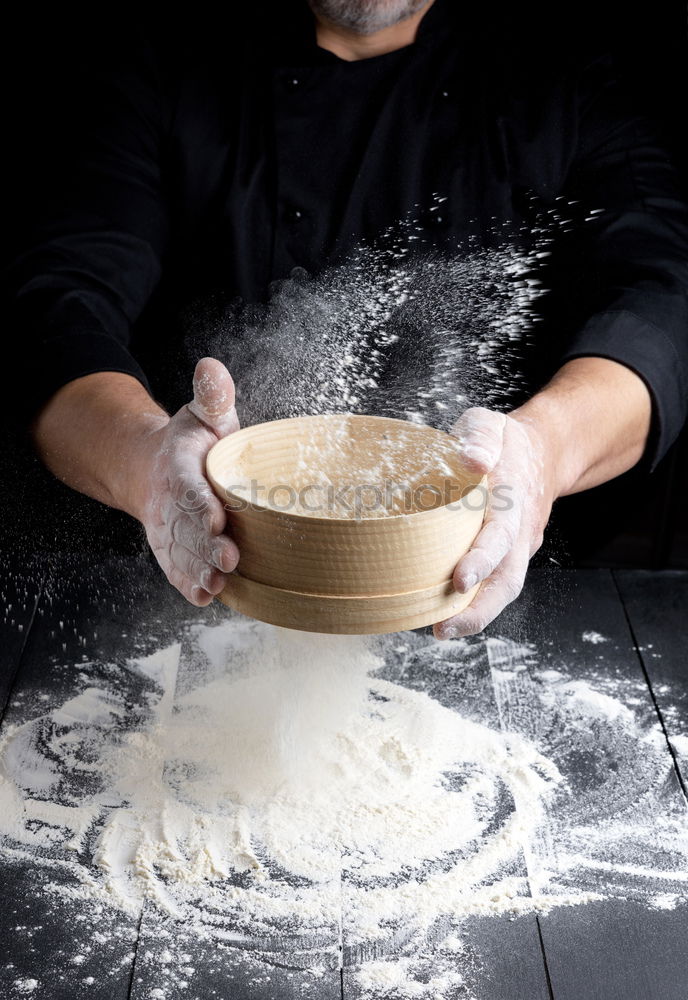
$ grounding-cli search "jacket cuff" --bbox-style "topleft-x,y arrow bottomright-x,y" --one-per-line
16,329 -> 151,424
558,309 -> 687,473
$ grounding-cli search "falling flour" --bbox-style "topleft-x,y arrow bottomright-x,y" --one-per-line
183,207 -> 556,432
1,618 -> 687,999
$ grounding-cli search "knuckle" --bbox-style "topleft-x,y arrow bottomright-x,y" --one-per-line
173,516 -> 213,562
452,406 -> 493,439
471,551 -> 494,580
187,551 -> 206,581
463,613 -> 489,636
196,533 -> 215,564
462,405 -> 494,424
500,574 -> 524,604
167,566 -> 187,593
498,520 -> 519,552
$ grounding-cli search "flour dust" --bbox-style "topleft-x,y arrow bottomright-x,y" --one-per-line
182,215 -> 554,432
0,618 -> 686,999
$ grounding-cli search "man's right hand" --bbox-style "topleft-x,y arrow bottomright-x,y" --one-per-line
31,357 -> 241,608
131,358 -> 241,606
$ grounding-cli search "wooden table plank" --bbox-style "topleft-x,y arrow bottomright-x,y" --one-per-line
341,632 -> 552,1000
0,559 -> 187,1000
3,558 -> 688,999
614,569 -> 688,791
526,899 -> 688,1000
0,863 -> 139,1000
130,933 -> 342,1000
490,568 -> 688,1000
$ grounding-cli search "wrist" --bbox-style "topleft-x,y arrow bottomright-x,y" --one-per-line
30,372 -> 170,519
112,412 -> 170,522
509,394 -> 581,501
510,357 -> 653,498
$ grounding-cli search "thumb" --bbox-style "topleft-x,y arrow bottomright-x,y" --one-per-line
450,406 -> 506,474
187,357 -> 240,437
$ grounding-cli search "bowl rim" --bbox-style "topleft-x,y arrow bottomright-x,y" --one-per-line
206,412 -> 487,526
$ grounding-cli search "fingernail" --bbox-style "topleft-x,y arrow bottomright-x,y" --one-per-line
191,584 -> 205,603
458,572 -> 478,593
216,547 -> 237,573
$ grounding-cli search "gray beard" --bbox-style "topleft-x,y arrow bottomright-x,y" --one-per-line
308,0 -> 431,35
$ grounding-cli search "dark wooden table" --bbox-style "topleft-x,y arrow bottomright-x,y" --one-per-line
1,556 -> 686,1000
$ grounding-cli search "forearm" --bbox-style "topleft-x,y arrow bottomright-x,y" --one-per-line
31,372 -> 169,519
511,356 -> 653,497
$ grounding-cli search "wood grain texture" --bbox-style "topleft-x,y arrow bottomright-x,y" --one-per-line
2,557 -> 688,1000
341,633 -> 552,1000
207,414 -> 486,633
614,569 -> 688,791
216,570 -> 481,634
0,555 -> 151,1000
490,568 -> 688,1000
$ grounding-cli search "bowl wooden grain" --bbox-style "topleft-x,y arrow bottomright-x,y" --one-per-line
206,414 -> 486,634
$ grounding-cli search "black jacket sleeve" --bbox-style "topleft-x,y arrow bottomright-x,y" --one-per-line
5,36 -> 171,420
557,50 -> 688,471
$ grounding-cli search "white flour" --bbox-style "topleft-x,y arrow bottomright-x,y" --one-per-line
1,620 -> 687,1000
188,213 -> 553,432
221,416 -> 480,519
12,982 -> 39,996
581,630 -> 608,644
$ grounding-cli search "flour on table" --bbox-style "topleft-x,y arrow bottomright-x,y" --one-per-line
1,619 -> 687,1000
581,630 -> 608,644
12,981 -> 39,996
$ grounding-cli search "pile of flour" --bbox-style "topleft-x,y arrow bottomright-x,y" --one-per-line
1,619 -> 686,999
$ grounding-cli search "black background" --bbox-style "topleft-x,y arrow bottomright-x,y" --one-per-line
1,1 -> 686,570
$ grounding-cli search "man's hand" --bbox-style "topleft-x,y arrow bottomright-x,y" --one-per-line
433,407 -> 554,639
31,357 -> 241,607
433,357 -> 653,639
132,358 -> 241,606
31,354 -> 651,621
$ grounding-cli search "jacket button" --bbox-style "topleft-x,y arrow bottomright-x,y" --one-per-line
284,205 -> 303,223
284,76 -> 301,91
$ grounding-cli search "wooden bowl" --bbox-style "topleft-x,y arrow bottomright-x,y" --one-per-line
206,414 -> 486,634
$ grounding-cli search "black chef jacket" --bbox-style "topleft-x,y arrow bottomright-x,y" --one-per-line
5,0 -> 688,471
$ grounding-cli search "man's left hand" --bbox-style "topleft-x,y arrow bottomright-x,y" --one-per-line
433,405 -> 557,639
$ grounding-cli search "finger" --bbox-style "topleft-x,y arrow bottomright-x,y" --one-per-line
450,406 -> 506,474
146,528 -> 216,607
170,471 -> 228,537
168,540 -> 227,595
187,357 -> 240,438
452,489 -> 522,592
434,542 -> 529,640
171,511 -> 239,573
167,564 -> 215,607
